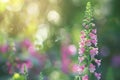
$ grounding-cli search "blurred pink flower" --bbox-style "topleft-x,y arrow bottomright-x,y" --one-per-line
61,45 -> 71,74
67,45 -> 77,55
28,46 -> 36,55
82,75 -> 89,80
20,60 -> 33,73
112,55 -> 120,67
6,62 -> 12,74
92,29 -> 97,34
0,44 -> 9,53
22,39 -> 32,48
89,63 -> 96,73
85,25 -> 89,29
94,72 -> 101,80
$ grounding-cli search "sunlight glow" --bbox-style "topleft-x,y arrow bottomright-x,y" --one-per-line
0,0 -> 9,3
34,24 -> 49,46
27,3 -> 39,16
47,10 -> 60,23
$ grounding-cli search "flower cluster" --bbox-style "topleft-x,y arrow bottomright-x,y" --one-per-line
76,2 -> 101,80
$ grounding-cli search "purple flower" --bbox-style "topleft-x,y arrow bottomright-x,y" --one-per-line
94,72 -> 101,80
112,55 -> 120,67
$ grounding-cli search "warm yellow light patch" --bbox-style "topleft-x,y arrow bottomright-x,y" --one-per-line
13,73 -> 20,79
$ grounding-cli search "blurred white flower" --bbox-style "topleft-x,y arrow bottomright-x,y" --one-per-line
27,3 -> 39,16
34,24 -> 49,46
47,10 -> 60,24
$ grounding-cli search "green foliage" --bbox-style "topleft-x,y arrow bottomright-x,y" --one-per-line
85,2 -> 93,18
23,64 -> 28,80
106,67 -> 114,80
11,64 -> 28,80
39,72 -> 44,80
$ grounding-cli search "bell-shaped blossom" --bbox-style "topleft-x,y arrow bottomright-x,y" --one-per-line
72,65 -> 85,74
89,63 -> 96,73
90,48 -> 98,58
89,32 -> 97,40
94,72 -> 101,80
95,59 -> 101,67
79,47 -> 85,55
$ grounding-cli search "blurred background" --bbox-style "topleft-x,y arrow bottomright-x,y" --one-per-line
0,0 -> 120,80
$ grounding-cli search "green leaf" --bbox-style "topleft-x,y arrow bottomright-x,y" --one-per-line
106,67 -> 114,80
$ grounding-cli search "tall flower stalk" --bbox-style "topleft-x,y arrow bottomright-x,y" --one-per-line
76,2 -> 101,80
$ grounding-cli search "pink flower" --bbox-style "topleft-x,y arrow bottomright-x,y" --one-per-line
89,63 -> 96,73
80,35 -> 86,41
82,75 -> 89,80
78,56 -> 84,63
22,39 -> 32,48
72,65 -> 85,74
77,65 -> 85,74
67,45 -> 76,55
79,42 -> 85,48
95,59 -> 101,67
28,46 -> 36,55
81,30 -> 86,36
79,47 -> 85,55
85,39 -> 91,46
72,64 -> 79,73
91,39 -> 97,46
20,60 -> 33,73
92,29 -> 97,34
0,45 -> 9,53
90,48 -> 98,58
6,62 -> 12,74
89,32 -> 97,40
95,72 -> 101,80
85,25 -> 89,29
